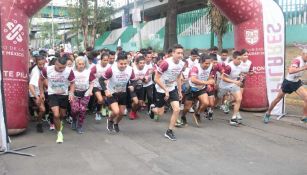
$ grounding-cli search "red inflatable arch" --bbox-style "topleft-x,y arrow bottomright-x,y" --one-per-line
212,0 -> 268,111
0,0 -> 51,135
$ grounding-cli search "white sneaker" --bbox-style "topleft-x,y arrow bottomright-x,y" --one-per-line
189,108 -> 195,113
95,113 -> 101,121
124,109 -> 128,116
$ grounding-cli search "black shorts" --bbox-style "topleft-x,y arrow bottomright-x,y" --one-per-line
92,87 -> 106,96
131,87 -> 145,101
281,79 -> 303,94
186,89 -> 207,101
207,90 -> 216,97
48,94 -> 69,109
106,92 -> 127,106
155,89 -> 179,108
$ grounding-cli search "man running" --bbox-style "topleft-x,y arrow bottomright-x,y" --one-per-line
149,44 -> 185,141
264,49 -> 307,123
29,54 -> 46,133
100,52 -> 136,133
40,57 -> 75,143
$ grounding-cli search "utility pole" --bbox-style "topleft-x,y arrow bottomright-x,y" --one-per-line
51,0 -> 55,49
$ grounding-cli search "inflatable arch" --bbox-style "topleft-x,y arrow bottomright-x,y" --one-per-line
0,0 -> 51,135
212,0 -> 269,111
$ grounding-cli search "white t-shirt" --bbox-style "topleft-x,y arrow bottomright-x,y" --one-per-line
143,62 -> 154,87
240,59 -> 252,73
189,63 -> 214,90
73,69 -> 95,91
219,61 -> 242,88
91,64 -> 110,89
41,66 -> 75,95
155,57 -> 185,93
29,66 -> 41,97
103,65 -> 135,93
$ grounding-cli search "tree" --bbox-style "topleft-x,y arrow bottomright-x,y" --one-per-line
207,0 -> 229,51
164,0 -> 178,51
40,22 -> 60,48
67,0 -> 114,50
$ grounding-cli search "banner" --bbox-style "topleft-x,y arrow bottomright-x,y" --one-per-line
0,72 -> 7,151
262,0 -> 285,115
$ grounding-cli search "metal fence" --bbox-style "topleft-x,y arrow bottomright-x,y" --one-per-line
278,0 -> 307,25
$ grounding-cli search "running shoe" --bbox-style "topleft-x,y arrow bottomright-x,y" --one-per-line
175,118 -> 183,127
77,126 -> 84,134
164,129 -> 176,141
49,123 -> 55,131
124,109 -> 128,116
101,108 -> 107,117
189,107 -> 195,113
263,113 -> 270,124
36,123 -> 43,133
95,113 -> 102,121
129,111 -> 137,120
148,104 -> 155,119
56,131 -> 63,143
236,113 -> 242,124
107,118 -> 114,132
229,118 -> 238,126
154,115 -> 160,122
193,113 -> 201,127
223,100 -> 230,114
113,124 -> 120,133
300,118 -> 307,123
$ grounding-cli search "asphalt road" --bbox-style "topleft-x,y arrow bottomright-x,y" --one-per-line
1,108 -> 307,175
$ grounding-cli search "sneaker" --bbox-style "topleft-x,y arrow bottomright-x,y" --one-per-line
71,120 -> 77,130
263,113 -> 270,124
193,113 -> 201,127
124,109 -> 128,116
129,111 -> 136,120
175,119 -> 183,127
95,113 -> 102,121
223,100 -> 230,114
149,104 -> 155,119
36,123 -> 43,133
229,118 -> 238,126
101,108 -> 107,117
56,131 -> 63,143
66,116 -> 73,124
164,129 -> 176,141
189,107 -> 195,113
113,124 -> 120,133
154,115 -> 160,122
300,118 -> 307,123
77,126 -> 84,134
208,111 -> 214,120
236,113 -> 242,124
49,123 -> 55,131
107,118 -> 114,132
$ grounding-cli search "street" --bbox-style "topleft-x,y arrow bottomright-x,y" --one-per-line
1,108 -> 307,175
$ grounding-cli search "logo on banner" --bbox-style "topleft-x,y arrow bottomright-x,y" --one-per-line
4,20 -> 24,44
245,29 -> 259,45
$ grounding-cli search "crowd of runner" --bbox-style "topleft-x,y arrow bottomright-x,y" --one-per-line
28,44 -> 307,143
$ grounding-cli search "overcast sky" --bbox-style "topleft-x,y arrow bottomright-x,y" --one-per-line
49,0 -> 126,8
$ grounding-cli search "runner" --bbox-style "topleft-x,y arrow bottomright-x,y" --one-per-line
143,51 -> 155,112
218,51 -> 244,126
70,56 -> 95,134
149,44 -> 185,141
263,49 -> 307,124
100,52 -> 136,133
39,57 -> 75,143
239,49 -> 254,94
91,53 -> 111,120
29,54 -> 46,133
130,55 -> 149,119
180,54 -> 216,127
